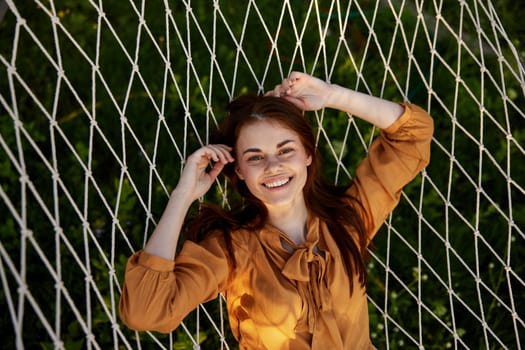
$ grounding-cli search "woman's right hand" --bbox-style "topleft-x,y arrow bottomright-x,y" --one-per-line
175,144 -> 234,203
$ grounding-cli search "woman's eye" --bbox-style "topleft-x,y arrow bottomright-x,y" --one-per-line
248,155 -> 263,161
279,148 -> 294,155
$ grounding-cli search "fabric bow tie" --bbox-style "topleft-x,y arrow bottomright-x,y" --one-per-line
281,245 -> 344,348
281,246 -> 319,282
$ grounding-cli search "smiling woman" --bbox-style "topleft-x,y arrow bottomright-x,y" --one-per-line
234,118 -> 312,231
119,72 -> 433,349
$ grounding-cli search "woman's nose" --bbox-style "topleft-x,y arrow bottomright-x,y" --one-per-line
264,156 -> 281,172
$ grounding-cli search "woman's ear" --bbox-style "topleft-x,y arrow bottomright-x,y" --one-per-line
306,155 -> 312,167
235,166 -> 245,180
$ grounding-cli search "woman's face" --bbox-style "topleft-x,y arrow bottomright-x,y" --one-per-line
234,119 -> 312,212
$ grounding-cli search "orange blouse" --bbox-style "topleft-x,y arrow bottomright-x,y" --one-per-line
119,103 -> 433,349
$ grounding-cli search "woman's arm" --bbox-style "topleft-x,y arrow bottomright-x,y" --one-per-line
120,144 -> 234,332
120,232 -> 234,332
267,71 -> 404,129
349,103 -> 434,239
144,144 -> 234,260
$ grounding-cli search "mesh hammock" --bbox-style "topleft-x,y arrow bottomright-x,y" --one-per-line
0,0 -> 524,349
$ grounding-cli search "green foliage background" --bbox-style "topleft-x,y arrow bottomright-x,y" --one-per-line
0,1 -> 523,349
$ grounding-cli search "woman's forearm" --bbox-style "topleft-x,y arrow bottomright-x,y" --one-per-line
324,84 -> 405,129
143,188 -> 194,260
142,144 -> 233,260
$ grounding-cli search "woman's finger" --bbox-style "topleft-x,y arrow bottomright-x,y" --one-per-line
207,160 -> 226,180
206,144 -> 234,163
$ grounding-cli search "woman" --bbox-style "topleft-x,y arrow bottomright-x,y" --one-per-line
119,72 -> 433,349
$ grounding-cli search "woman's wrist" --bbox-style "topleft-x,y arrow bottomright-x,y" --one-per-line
170,186 -> 197,208
323,83 -> 350,110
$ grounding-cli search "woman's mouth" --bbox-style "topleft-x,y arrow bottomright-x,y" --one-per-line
263,177 -> 291,188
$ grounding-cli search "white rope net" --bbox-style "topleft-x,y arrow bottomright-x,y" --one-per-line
0,0 -> 523,349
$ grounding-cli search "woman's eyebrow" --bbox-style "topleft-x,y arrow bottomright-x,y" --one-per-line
242,147 -> 261,155
277,139 -> 295,148
242,139 -> 296,155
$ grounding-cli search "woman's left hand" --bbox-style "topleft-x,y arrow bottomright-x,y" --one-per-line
266,71 -> 334,111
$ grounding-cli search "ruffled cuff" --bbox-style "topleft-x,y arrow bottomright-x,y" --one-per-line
382,102 -> 413,134
131,250 -> 176,271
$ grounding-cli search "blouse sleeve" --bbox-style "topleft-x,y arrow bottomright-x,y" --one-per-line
348,102 -> 434,240
119,233 -> 232,333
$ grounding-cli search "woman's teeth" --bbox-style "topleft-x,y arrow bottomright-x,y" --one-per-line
264,178 -> 290,188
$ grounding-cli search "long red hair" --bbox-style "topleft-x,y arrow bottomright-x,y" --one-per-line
185,94 -> 371,294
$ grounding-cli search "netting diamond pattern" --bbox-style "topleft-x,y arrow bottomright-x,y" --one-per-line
0,0 -> 523,349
